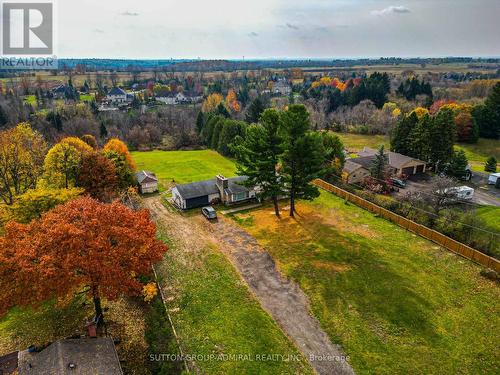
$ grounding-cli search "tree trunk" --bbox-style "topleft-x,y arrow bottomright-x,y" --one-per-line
289,190 -> 295,217
272,195 -> 280,218
92,285 -> 104,325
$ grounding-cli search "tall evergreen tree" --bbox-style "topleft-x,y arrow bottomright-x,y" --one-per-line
196,111 -> 205,134
484,156 -> 497,173
235,109 -> 285,217
217,120 -> 247,156
370,145 -> 389,180
429,108 -> 456,169
448,150 -> 469,178
280,105 -> 326,217
245,97 -> 266,123
391,111 -> 419,155
409,114 -> 431,161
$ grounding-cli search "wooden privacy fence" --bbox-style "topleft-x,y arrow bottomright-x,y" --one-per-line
313,179 -> 500,273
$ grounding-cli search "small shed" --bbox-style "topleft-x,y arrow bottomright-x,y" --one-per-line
136,170 -> 159,194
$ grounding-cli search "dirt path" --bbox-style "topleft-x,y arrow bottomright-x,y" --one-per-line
144,197 -> 354,375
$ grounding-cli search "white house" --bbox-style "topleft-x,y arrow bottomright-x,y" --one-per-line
106,87 -> 128,104
273,81 -> 292,96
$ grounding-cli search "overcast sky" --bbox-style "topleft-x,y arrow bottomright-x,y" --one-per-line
57,0 -> 500,59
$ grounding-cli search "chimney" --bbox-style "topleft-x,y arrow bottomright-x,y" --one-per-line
216,175 -> 229,201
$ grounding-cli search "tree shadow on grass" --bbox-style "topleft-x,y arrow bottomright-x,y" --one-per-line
261,210 -> 441,346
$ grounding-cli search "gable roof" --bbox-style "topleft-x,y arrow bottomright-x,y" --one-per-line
18,338 -> 123,375
136,170 -> 158,184
356,147 -> 425,169
344,159 -> 368,174
174,176 -> 250,200
108,87 -> 127,96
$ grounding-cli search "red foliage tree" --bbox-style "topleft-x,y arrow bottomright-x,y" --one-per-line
77,152 -> 119,201
0,197 -> 166,321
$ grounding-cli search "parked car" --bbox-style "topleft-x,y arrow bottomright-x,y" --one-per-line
201,206 -> 217,220
390,178 -> 406,188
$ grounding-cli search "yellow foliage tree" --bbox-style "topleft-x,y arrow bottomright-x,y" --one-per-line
142,282 -> 158,303
202,93 -> 224,113
411,107 -> 429,119
0,123 -> 47,205
103,138 -> 136,170
226,89 -> 241,112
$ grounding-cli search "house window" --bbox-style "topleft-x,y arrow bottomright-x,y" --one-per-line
233,192 -> 247,201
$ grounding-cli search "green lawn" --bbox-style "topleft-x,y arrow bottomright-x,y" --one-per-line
230,192 -> 500,374
476,206 -> 500,232
455,139 -> 500,172
155,229 -> 313,374
132,150 -> 237,188
79,94 -> 94,102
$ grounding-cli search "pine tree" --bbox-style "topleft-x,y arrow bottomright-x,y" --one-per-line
281,105 -> 326,217
235,109 -> 285,217
196,111 -> 204,133
448,150 -> 468,178
409,114 -> 431,161
245,97 -> 266,123
370,145 -> 389,180
391,111 -> 418,155
485,156 -> 497,173
429,108 -> 456,170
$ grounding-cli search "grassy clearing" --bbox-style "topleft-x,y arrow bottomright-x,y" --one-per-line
155,230 -> 313,374
332,132 -> 390,152
455,139 -> 500,172
132,150 -> 237,189
231,192 -> 500,374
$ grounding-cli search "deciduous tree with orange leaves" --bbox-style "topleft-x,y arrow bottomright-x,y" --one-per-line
103,138 -> 136,170
0,197 -> 167,322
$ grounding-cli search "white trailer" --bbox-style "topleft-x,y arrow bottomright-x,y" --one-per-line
487,173 -> 500,185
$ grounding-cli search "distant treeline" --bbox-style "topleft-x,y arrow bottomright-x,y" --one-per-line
22,57 -> 500,73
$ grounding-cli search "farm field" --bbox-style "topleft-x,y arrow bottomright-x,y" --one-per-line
147,198 -> 313,374
132,150 -> 237,189
230,192 -> 500,374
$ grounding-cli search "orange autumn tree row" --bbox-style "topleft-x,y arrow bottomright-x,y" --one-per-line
0,196 -> 167,320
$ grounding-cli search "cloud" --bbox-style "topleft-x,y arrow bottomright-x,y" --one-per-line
286,23 -> 300,30
93,28 -> 105,34
121,11 -> 139,16
248,32 -> 259,37
371,5 -> 411,16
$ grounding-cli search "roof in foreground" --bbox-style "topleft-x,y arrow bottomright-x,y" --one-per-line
174,176 -> 249,199
18,338 -> 123,375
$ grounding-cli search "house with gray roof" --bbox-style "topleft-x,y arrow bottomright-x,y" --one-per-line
106,87 -> 129,105
171,175 -> 257,209
356,147 -> 427,176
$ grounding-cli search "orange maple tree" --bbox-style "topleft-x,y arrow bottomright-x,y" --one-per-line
0,197 -> 166,321
103,138 -> 136,170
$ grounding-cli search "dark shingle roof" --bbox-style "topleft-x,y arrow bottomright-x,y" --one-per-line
175,176 -> 250,200
108,87 -> 127,96
18,338 -> 123,375
344,159 -> 367,173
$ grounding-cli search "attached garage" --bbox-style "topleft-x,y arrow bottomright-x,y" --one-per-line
185,195 -> 209,209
